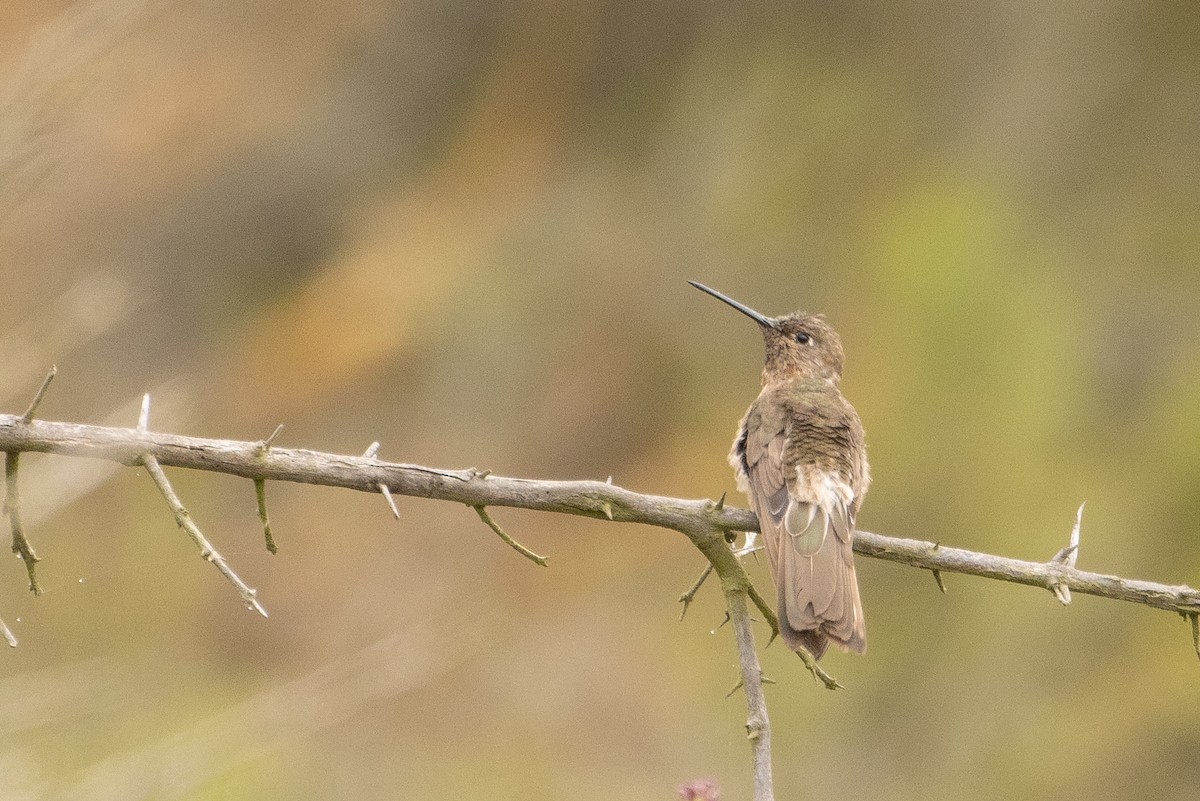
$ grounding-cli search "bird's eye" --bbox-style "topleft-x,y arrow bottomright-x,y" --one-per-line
794,332 -> 811,345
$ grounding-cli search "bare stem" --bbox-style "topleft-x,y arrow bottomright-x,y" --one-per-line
254,478 -> 277,554
678,562 -> 713,620
472,505 -> 548,566
141,454 -> 268,617
723,584 -> 774,801
4,452 -> 41,594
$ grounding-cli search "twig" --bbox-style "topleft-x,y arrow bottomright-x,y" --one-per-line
795,643 -> 843,691
142,454 -> 268,617
4,452 -> 41,595
253,425 -> 283,553
679,563 -> 713,620
723,582 -> 774,801
744,579 -> 780,647
472,505 -> 547,566
254,478 -> 277,554
137,395 -> 266,617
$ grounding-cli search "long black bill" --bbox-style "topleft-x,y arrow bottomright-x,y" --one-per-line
687,281 -> 778,329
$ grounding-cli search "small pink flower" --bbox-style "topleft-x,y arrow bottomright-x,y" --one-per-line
677,778 -> 720,801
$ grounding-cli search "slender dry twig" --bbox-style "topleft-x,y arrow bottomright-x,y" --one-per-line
254,425 -> 284,553
5,451 -> 41,595
136,396 -> 267,617
723,571 -> 774,800
254,478 -> 277,554
2,369 -> 55,595
141,454 -> 269,618
679,562 -> 713,620
472,505 -> 548,566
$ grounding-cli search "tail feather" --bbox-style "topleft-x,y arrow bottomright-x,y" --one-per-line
775,530 -> 866,659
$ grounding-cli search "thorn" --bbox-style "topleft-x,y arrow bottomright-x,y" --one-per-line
1053,504 -> 1085,566
1190,614 -> 1199,662
362,442 -> 381,459
1052,583 -> 1072,605
378,483 -> 400,519
605,475 -> 613,484
932,569 -> 947,594
600,500 -> 614,520
726,679 -> 744,698
137,393 -> 151,432
710,611 -> 731,634
256,424 -> 285,455
0,617 -> 15,647
734,531 -> 759,557
714,491 -> 726,512
20,366 -> 57,423
931,541 -> 941,551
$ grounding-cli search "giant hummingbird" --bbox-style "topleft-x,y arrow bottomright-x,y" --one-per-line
690,281 -> 869,659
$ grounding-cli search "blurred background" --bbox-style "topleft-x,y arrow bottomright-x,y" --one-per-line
1,1 -> 1199,798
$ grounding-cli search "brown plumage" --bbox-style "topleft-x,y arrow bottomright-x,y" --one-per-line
691,282 -> 869,659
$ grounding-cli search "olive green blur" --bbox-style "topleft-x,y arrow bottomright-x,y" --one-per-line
1,3 -> 1199,800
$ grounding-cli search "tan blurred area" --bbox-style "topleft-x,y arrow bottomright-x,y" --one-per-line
2,1 -> 1199,799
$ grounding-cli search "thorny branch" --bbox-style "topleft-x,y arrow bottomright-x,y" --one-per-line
2,411 -> 1200,801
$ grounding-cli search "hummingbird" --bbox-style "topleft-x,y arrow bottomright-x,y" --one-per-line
690,281 -> 869,659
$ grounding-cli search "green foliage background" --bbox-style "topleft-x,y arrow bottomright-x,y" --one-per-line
1,2 -> 1198,798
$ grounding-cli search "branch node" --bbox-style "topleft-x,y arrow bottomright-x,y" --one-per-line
472,505 -> 547,566
20,366 -> 57,423
254,477 -> 277,554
